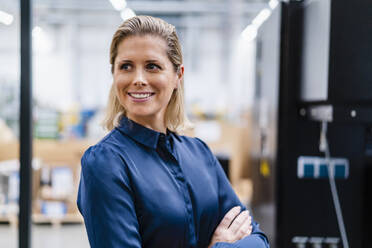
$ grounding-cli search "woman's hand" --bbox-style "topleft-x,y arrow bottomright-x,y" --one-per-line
208,206 -> 252,248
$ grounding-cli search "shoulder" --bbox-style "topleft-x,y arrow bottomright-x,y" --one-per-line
83,127 -> 131,161
81,130 -> 128,179
176,134 -> 214,161
82,129 -> 120,162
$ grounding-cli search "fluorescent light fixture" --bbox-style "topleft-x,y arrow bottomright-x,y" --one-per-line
0,10 -> 14,25
120,8 -> 136,21
268,0 -> 279,10
252,8 -> 272,27
240,7 -> 273,42
109,0 -> 127,11
241,25 -> 258,42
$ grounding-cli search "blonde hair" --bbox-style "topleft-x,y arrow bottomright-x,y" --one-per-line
103,15 -> 192,134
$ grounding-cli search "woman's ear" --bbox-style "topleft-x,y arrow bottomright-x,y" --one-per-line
175,64 -> 184,89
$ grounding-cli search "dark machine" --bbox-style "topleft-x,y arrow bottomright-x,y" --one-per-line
250,0 -> 372,247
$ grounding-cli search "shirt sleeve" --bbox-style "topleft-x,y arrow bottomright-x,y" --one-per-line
195,138 -> 270,248
212,152 -> 270,248
77,145 -> 142,248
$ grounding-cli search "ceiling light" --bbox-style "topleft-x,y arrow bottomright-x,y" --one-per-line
0,10 -> 14,25
240,7 -> 273,42
120,8 -> 136,21
269,0 -> 279,10
109,0 -> 127,11
252,8 -> 272,27
241,25 -> 258,42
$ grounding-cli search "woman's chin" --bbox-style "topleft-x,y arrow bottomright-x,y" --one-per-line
127,112 -> 157,120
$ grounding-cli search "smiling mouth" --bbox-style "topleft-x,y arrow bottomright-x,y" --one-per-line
128,92 -> 155,99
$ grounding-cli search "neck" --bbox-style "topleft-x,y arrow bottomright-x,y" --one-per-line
127,113 -> 167,134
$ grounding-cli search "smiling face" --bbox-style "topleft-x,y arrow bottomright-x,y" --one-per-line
113,34 -> 183,129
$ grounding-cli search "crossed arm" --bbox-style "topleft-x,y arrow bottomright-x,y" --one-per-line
208,206 -> 253,247
78,144 -> 269,248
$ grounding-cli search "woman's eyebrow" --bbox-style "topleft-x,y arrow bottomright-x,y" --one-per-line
146,59 -> 164,65
116,59 -> 132,64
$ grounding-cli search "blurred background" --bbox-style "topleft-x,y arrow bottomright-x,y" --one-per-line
0,0 -> 371,247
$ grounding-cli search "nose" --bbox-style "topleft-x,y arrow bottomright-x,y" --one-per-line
133,69 -> 147,87
134,81 -> 147,87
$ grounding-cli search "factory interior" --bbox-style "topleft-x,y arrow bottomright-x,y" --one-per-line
0,0 -> 371,247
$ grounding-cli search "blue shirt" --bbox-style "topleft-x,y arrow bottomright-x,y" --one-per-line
77,116 -> 269,248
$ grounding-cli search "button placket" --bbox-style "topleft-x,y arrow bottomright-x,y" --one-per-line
157,137 -> 197,246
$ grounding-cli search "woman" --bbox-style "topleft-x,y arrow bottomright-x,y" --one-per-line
77,16 -> 269,248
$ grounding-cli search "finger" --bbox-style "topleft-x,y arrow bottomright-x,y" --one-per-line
235,217 -> 251,240
228,210 -> 249,234
247,215 -> 252,225
247,224 -> 253,235
243,213 -> 252,228
218,206 -> 241,229
244,217 -> 252,236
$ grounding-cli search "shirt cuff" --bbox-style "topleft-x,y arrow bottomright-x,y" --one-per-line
212,234 -> 269,248
212,242 -> 239,248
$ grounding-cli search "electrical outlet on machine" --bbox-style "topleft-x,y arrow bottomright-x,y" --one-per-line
297,156 -> 349,179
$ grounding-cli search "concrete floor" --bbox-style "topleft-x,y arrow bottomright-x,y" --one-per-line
0,224 -> 89,248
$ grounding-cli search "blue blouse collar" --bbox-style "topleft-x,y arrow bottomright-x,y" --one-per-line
117,116 -> 180,149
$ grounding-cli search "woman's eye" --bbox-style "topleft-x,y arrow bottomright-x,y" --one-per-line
146,63 -> 161,71
120,63 -> 132,70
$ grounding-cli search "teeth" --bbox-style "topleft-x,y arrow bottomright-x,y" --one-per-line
130,93 -> 152,99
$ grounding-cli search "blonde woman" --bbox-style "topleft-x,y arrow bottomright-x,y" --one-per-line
77,16 -> 269,248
